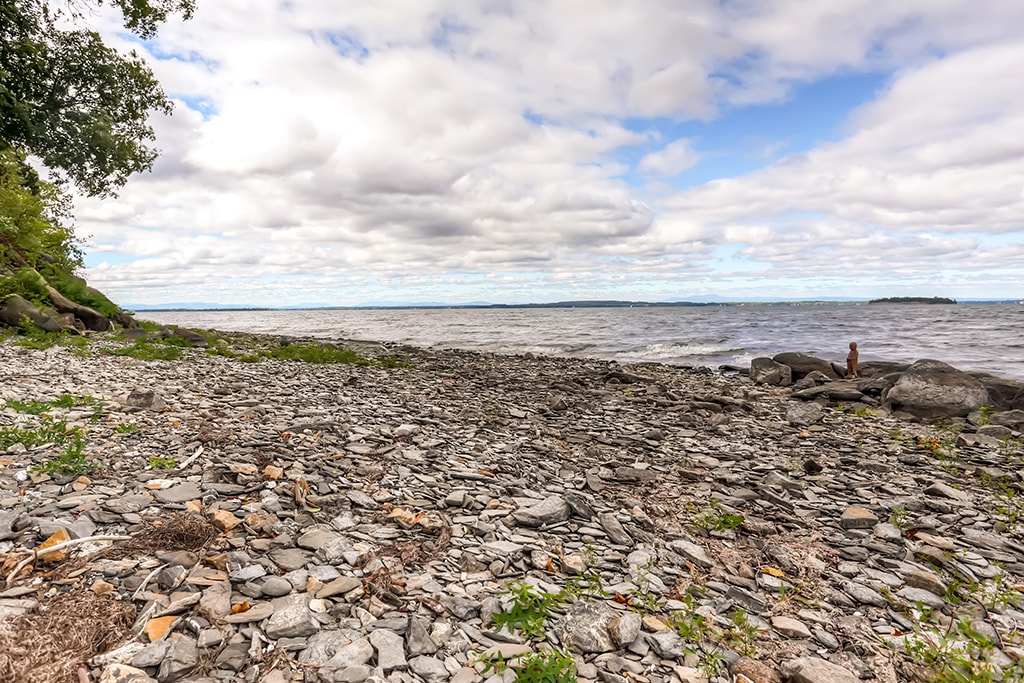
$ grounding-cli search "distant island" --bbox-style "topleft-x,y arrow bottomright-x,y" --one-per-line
868,297 -> 957,304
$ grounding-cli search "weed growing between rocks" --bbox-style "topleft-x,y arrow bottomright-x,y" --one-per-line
492,581 -> 570,638
688,499 -> 744,533
30,433 -> 93,476
110,340 -> 183,361
5,392 -> 97,415
481,648 -> 577,683
0,416 -> 77,451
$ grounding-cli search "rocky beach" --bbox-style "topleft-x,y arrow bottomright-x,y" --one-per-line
1,329 -> 1024,683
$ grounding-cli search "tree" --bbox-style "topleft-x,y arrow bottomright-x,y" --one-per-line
1,0 -> 194,196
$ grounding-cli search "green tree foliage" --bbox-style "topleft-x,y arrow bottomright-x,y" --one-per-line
1,0 -> 194,197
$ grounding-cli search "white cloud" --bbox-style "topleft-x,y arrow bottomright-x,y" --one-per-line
72,0 -> 1024,304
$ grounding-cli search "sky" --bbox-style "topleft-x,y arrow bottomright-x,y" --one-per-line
73,0 -> 1024,306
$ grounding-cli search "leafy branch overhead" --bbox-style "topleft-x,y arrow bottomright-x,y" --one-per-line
1,0 -> 194,197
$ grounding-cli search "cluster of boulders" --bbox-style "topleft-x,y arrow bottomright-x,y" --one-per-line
0,270 -> 132,334
749,352 -> 1024,423
0,336 -> 1022,683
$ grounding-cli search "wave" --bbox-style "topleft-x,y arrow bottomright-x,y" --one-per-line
625,341 -> 747,361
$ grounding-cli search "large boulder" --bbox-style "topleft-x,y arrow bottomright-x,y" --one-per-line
884,359 -> 990,419
0,294 -> 61,332
772,352 -> 839,381
858,361 -> 911,378
44,284 -> 110,331
971,373 -> 1024,411
749,357 -> 792,386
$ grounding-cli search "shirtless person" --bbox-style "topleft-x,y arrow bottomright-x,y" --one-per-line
846,341 -> 859,378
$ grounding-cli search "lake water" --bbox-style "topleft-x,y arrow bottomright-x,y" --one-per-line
138,304 -> 1024,380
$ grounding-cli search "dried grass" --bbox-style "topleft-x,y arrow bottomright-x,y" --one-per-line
90,513 -> 218,561
0,589 -> 135,683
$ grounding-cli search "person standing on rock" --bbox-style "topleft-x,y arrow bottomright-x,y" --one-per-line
846,341 -> 859,378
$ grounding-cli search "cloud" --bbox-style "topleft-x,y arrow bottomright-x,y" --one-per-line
72,1 -> 1024,304
638,139 -> 700,176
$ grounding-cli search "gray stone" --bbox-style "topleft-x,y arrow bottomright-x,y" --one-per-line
841,581 -> 889,607
408,616 -> 439,655
750,357 -> 792,386
200,580 -> 231,619
779,657 -> 859,683
558,601 -> 616,653
903,568 -> 947,596
646,630 -> 687,659
124,389 -> 166,411
370,628 -> 407,672
408,656 -> 449,683
265,594 -> 319,638
667,539 -> 713,569
609,611 -> 642,648
99,664 -> 156,683
130,642 -> 170,669
839,506 -> 878,529
321,638 -> 374,672
299,631 -> 360,666
223,601 -> 274,623
923,481 -> 969,503
597,512 -> 633,546
787,402 -> 824,426
151,482 -> 202,504
261,575 -> 294,597
896,587 -> 945,609
269,547 -> 313,571
512,495 -> 571,527
156,635 -> 198,682
885,359 -> 990,419
315,575 -> 362,599
771,615 -> 811,639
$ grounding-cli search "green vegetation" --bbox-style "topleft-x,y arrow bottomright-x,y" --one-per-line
148,455 -> 177,469
5,393 -> 95,414
491,582 -> 569,639
114,423 -> 141,435
0,417 -> 76,451
481,649 -> 577,683
30,433 -> 92,476
904,617 -> 1024,682
110,340 -> 183,361
3,1 -> 193,331
2,0 -> 194,196
688,500 -> 744,532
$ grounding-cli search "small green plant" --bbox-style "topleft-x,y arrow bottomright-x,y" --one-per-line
148,455 -> 177,469
975,405 -> 995,426
30,434 -> 93,476
6,393 -> 97,415
852,407 -> 876,417
11,328 -> 89,351
480,649 -> 576,683
891,504 -> 912,530
0,417 -> 76,450
263,342 -> 368,365
904,617 -> 1024,683
491,582 -> 568,639
688,500 -> 744,532
721,609 -> 760,656
110,341 -> 182,361
114,423 -> 140,434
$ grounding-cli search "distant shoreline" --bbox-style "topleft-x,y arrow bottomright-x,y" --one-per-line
128,298 -> 1022,313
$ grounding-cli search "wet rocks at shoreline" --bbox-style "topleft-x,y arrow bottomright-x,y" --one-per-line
1,334 -> 1023,683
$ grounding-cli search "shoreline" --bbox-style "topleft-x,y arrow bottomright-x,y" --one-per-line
2,332 -> 1023,682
